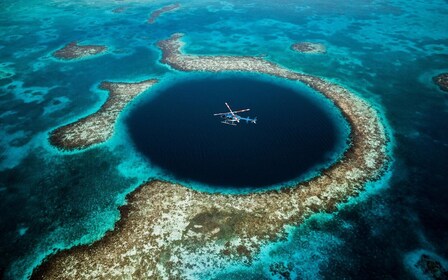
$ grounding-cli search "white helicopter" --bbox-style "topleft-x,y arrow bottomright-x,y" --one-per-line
213,102 -> 257,126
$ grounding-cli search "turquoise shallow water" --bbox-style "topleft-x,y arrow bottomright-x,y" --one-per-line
0,0 -> 447,279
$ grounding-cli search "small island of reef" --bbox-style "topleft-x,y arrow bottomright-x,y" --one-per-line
147,3 -> 181,24
53,42 -> 107,60
49,79 -> 157,150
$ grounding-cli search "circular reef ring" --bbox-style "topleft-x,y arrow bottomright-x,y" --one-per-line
35,33 -> 391,279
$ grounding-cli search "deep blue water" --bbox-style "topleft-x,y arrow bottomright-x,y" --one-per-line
126,76 -> 345,188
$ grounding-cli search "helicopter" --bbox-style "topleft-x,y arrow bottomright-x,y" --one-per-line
213,102 -> 257,126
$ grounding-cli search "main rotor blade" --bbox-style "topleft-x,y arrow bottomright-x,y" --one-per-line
225,102 -> 237,118
230,109 -> 250,114
215,103 -> 249,116
225,102 -> 233,112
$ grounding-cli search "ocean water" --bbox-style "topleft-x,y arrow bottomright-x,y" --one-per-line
125,74 -> 348,190
0,0 -> 447,279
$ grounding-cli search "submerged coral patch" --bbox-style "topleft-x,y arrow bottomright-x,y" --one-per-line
147,3 -> 180,24
291,42 -> 326,54
433,73 -> 448,92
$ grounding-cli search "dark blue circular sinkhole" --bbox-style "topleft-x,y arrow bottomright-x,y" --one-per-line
126,75 -> 347,189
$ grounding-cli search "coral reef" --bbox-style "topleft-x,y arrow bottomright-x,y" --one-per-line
433,73 -> 448,92
291,42 -> 326,54
49,79 -> 157,150
33,34 -> 390,279
53,42 -> 107,60
147,4 -> 180,24
416,254 -> 448,280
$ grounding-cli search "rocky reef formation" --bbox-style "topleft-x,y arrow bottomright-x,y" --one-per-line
53,42 -> 107,60
49,79 -> 157,150
269,262 -> 293,279
112,7 -> 128,14
33,34 -> 390,279
291,42 -> 326,54
433,73 -> 448,92
416,254 -> 448,280
147,3 -> 180,24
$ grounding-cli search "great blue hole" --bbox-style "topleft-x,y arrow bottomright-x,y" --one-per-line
125,74 -> 348,190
